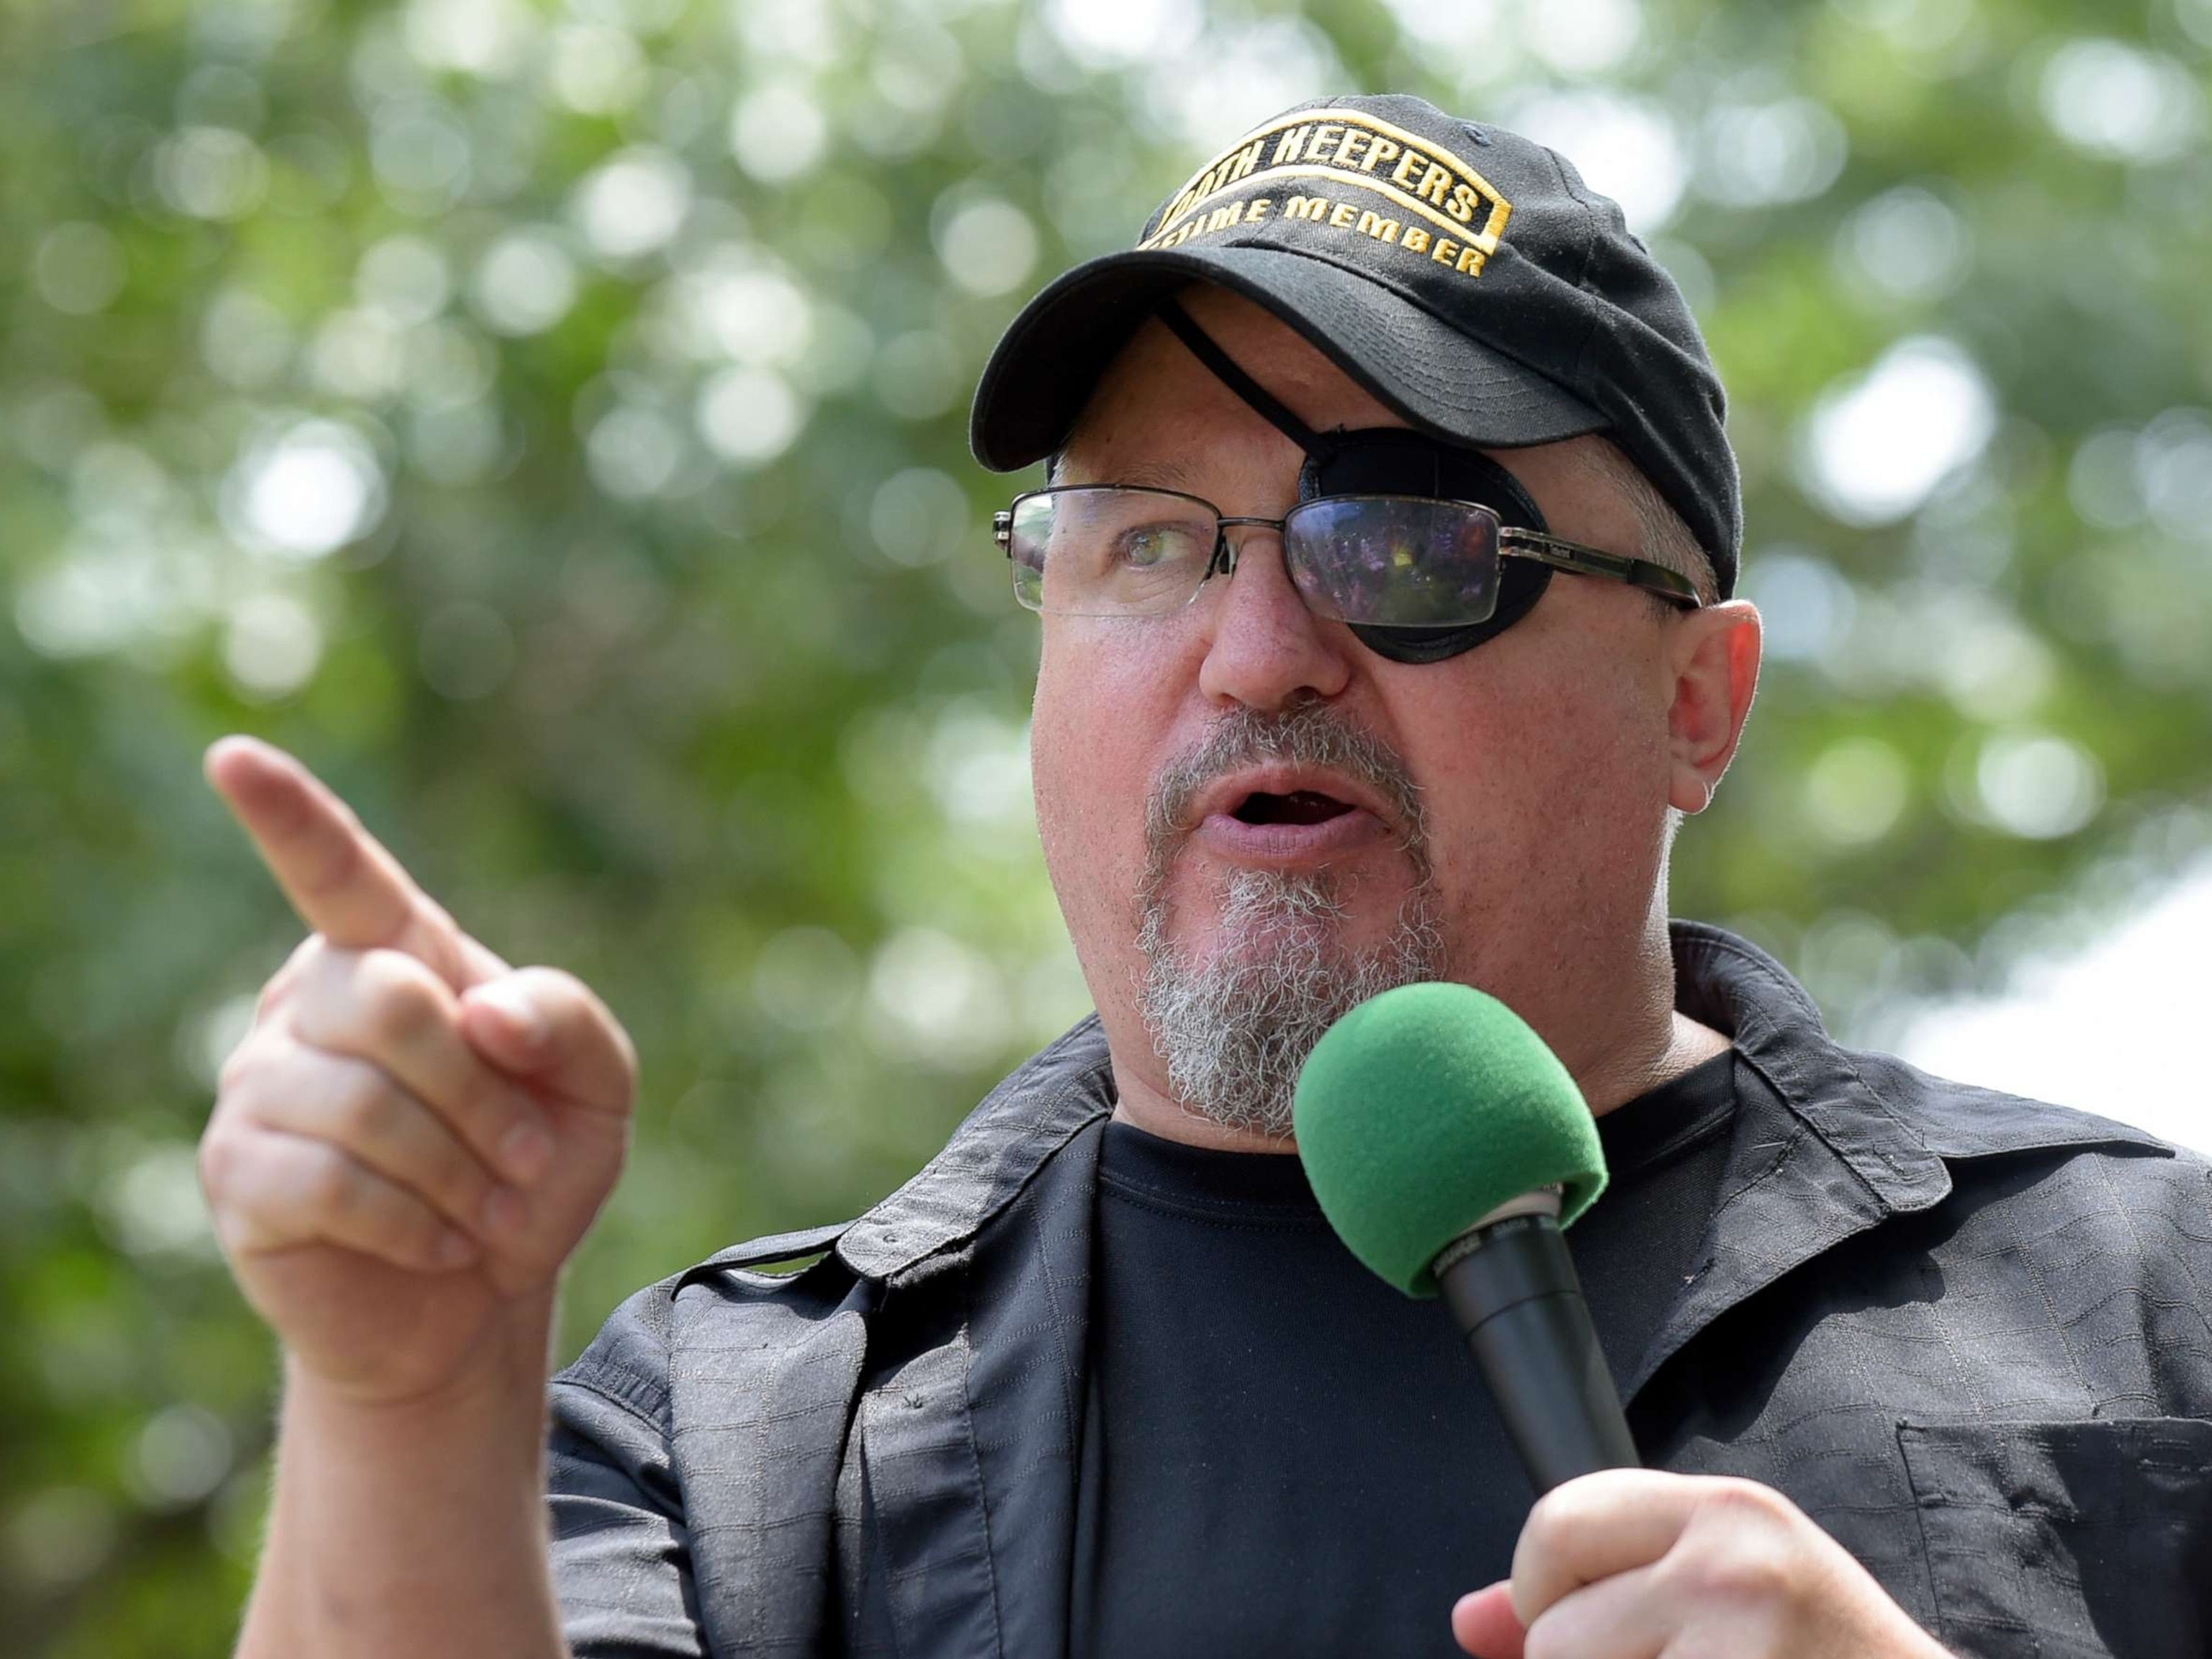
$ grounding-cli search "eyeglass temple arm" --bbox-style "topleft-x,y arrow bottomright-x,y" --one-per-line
1500,530 -> 1702,608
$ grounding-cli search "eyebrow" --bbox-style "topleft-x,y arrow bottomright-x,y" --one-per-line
1058,455 -> 1205,493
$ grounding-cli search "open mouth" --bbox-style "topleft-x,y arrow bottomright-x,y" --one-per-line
1231,788 -> 1356,827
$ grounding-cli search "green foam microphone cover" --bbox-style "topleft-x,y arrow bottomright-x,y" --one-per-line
1293,981 -> 1606,1298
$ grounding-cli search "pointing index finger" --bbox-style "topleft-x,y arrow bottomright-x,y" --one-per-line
205,737 -> 470,984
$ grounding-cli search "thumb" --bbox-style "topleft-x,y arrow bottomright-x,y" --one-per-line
1452,1583 -> 1526,1659
459,968 -> 637,1115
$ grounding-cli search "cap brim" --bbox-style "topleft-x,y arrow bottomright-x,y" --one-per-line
969,244 -> 1606,472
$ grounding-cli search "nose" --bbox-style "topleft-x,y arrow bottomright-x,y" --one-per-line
1194,522 -> 1355,712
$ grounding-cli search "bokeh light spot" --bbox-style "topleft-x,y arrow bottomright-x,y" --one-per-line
127,1406 -> 235,1510
1803,737 -> 1911,848
357,234 -> 451,324
872,331 -> 962,420
571,147 -> 693,260
222,592 -> 325,701
1525,0 -> 1645,76
587,403 -> 683,498
1743,549 -> 1858,663
224,421 -> 388,560
34,222 -> 127,314
1970,731 -> 2105,840
200,287 -> 294,388
871,467 -> 970,567
1045,0 -> 1200,69
2040,39 -> 2204,163
1698,99 -> 1847,210
730,84 -> 830,184
1510,91 -> 1685,234
933,195 -> 1039,297
550,24 -> 650,114
1834,186 -> 1972,305
156,126 -> 269,220
697,367 -> 808,465
402,0 -> 538,77
1799,337 -> 1995,526
469,231 -> 579,336
6,1488 -> 115,1587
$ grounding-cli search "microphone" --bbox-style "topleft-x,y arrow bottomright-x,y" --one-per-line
1293,981 -> 1638,1494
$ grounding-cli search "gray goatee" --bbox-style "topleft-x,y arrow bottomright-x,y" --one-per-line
1134,698 -> 1446,1140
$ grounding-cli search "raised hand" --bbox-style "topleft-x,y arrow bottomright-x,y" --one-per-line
197,736 -> 637,1406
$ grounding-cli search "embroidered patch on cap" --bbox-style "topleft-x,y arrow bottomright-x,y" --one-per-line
1136,107 -> 1514,279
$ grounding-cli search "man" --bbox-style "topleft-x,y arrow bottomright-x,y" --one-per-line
198,95 -> 2212,1658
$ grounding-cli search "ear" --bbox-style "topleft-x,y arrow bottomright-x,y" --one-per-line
1665,600 -> 1762,814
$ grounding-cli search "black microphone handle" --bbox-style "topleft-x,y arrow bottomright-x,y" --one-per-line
1434,1211 -> 1640,1494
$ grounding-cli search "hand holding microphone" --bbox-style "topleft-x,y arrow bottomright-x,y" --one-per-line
1294,984 -> 1950,1659
1449,1469 -> 1955,1659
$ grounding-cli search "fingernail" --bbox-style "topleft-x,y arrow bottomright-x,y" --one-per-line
482,1186 -> 530,1236
473,984 -> 545,1050
436,1230 -> 478,1268
498,1120 -> 554,1184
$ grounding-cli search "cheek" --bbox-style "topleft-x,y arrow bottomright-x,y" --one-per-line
1401,639 -> 1670,912
1030,626 -> 1190,904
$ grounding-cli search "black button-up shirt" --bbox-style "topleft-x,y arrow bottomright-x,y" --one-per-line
546,922 -> 2212,1658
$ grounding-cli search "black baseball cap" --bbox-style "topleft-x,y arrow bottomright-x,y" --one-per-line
968,92 -> 1741,595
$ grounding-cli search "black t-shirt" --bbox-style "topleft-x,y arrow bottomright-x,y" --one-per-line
1069,1047 -> 1740,1656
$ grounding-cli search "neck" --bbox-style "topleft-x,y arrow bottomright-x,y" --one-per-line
1574,1009 -> 1732,1117
1109,1061 -> 1301,1153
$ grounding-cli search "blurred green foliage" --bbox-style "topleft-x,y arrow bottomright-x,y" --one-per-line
1,0 -> 2208,1651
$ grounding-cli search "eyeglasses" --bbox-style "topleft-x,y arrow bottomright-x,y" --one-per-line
993,486 -> 1701,626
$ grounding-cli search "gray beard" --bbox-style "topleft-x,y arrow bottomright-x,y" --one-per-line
1132,698 -> 1447,1141
1137,868 -> 1445,1138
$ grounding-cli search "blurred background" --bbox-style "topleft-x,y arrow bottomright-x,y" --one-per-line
1,0 -> 2208,1650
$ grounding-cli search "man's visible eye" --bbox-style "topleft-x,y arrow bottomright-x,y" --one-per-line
1116,524 -> 1198,568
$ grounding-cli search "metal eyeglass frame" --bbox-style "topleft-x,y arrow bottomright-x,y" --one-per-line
992,485 -> 1703,621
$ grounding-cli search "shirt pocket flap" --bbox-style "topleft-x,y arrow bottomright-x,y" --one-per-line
1898,1416 -> 2212,1659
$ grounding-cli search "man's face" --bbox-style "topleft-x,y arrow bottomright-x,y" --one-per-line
1029,287 -> 1714,1135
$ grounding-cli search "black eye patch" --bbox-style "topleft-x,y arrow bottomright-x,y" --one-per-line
1152,300 -> 1556,664
1300,429 -> 1555,665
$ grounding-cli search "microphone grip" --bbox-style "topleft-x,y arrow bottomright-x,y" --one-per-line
1436,1213 -> 1639,1494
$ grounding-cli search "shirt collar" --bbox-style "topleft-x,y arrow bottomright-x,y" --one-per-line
1671,919 -> 2164,1213
836,921 -> 2167,1283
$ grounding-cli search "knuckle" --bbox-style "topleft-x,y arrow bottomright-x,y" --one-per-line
215,1040 -> 257,1100
330,1065 -> 399,1146
1689,1541 -> 1791,1606
515,964 -> 575,1008
1699,1476 -> 1791,1528
1671,1487 -> 1797,1605
510,966 -> 638,1096
1521,1485 -> 1581,1557
302,1146 -> 360,1216
360,953 -> 447,1048
431,1148 -> 489,1215
451,1061 -> 514,1131
197,1128 -> 241,1202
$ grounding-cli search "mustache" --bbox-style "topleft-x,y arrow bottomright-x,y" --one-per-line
1141,696 -> 1430,873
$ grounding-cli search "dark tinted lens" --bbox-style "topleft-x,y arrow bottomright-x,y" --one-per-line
1008,488 -> 1217,616
1282,497 -> 1503,626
